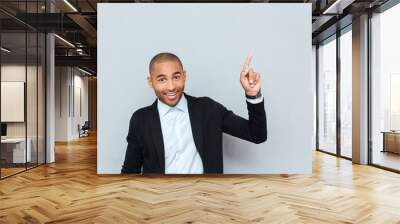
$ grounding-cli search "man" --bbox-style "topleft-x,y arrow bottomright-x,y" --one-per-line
121,52 -> 267,174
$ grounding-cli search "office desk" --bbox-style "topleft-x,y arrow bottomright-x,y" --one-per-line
381,131 -> 400,154
1,138 -> 32,163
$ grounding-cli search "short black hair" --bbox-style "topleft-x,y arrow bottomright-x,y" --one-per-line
149,52 -> 183,74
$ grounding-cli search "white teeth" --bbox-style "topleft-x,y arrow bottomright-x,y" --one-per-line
165,92 -> 177,100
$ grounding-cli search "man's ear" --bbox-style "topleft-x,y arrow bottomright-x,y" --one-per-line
147,75 -> 153,88
183,70 -> 187,81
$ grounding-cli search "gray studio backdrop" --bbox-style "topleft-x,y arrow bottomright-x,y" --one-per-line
97,3 -> 313,174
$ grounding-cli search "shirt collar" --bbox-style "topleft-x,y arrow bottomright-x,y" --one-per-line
157,94 -> 188,117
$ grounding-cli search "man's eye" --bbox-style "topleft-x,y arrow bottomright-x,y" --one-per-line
158,78 -> 166,82
174,76 -> 181,80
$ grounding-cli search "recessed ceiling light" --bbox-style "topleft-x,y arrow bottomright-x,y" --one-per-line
1,47 -> 11,53
63,0 -> 78,12
322,0 -> 354,15
54,34 -> 75,48
78,67 -> 93,76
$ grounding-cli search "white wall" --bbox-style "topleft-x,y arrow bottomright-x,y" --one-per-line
1,65 -> 40,138
72,72 -> 89,138
1,66 -> 26,127
98,3 -> 313,174
55,67 -> 89,141
55,66 -> 69,141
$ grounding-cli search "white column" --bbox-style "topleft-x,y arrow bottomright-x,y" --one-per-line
45,0 -> 56,163
46,32 -> 55,163
352,14 -> 369,164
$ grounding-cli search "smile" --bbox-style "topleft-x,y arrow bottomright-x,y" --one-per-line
165,92 -> 178,100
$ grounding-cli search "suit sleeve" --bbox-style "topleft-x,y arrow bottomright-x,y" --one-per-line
121,111 -> 144,174
217,99 -> 267,144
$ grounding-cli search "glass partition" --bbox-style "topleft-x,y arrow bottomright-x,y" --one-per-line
1,31 -> 28,177
0,1 -> 46,179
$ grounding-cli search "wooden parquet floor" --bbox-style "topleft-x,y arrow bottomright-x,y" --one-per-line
1,135 -> 400,224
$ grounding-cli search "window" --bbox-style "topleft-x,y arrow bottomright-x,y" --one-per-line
371,3 -> 400,171
339,28 -> 352,158
318,36 -> 337,154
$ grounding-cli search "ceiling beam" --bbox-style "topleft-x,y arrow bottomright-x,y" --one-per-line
55,55 -> 96,71
67,13 -> 97,46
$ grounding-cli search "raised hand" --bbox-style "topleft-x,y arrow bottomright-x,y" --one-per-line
240,55 -> 261,96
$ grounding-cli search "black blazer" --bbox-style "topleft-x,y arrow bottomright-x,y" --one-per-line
121,93 -> 267,174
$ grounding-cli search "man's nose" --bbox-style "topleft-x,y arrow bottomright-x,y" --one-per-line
167,80 -> 176,91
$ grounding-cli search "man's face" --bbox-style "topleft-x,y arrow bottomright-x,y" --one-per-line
147,60 -> 186,107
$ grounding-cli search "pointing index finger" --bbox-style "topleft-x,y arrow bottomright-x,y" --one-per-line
243,55 -> 253,70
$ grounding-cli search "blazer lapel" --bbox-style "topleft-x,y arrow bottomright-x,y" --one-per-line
185,94 -> 204,158
149,100 -> 165,172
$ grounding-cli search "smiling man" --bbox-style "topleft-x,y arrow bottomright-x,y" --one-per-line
121,52 -> 267,174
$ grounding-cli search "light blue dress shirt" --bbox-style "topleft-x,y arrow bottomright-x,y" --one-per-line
157,95 -> 204,174
157,94 -> 264,174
